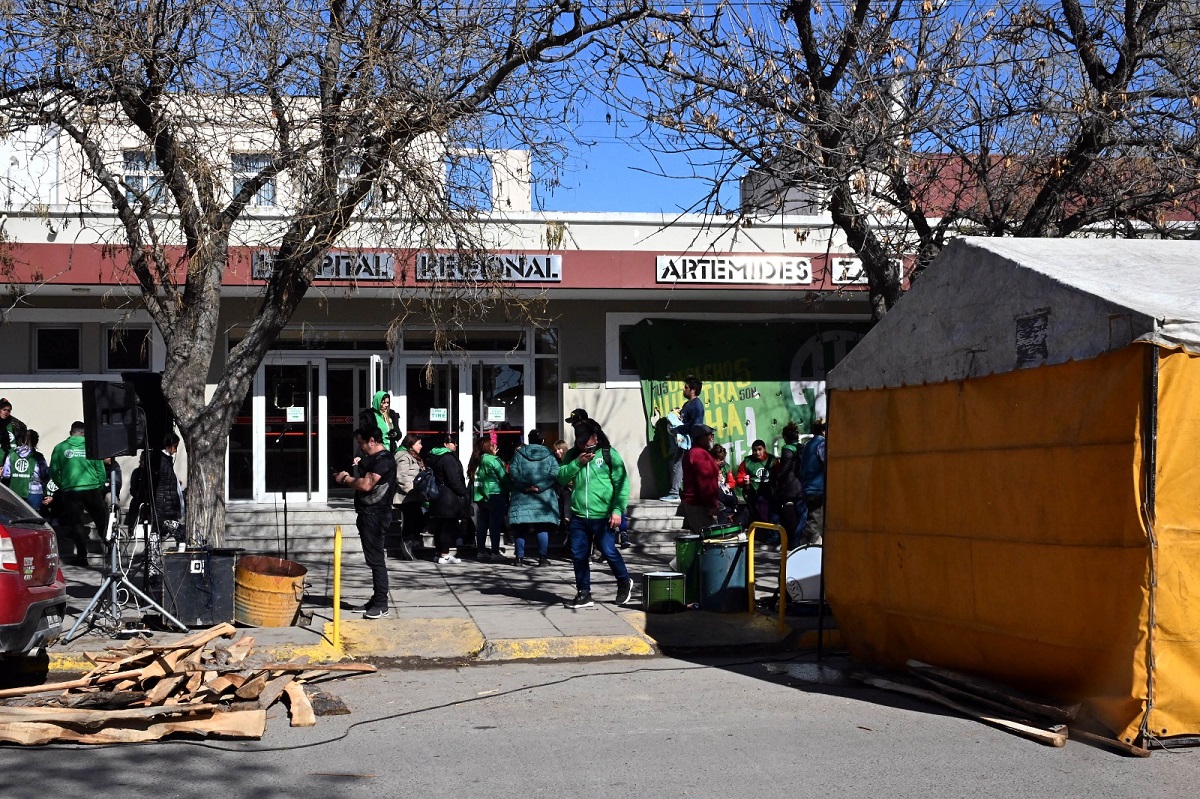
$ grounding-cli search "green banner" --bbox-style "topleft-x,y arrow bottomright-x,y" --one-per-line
626,319 -> 870,487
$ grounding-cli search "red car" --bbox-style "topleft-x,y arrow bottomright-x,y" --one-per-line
0,483 -> 66,656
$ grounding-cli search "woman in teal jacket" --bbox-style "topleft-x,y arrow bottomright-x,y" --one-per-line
358,391 -> 401,453
506,429 -> 559,566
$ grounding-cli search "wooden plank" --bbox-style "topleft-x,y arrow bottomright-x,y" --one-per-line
283,682 -> 316,727
223,636 -> 256,663
144,674 -> 187,705
0,668 -> 149,700
907,660 -> 1079,723
1069,726 -> 1152,758
178,662 -> 376,675
255,674 -> 296,710
910,672 -> 1040,721
235,672 -> 271,701
0,708 -> 266,745
0,703 -> 222,725
857,674 -> 1068,748
168,622 -> 237,650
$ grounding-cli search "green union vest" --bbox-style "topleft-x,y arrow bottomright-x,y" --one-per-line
4,450 -> 35,498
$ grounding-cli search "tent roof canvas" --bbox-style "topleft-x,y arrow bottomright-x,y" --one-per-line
828,237 -> 1200,391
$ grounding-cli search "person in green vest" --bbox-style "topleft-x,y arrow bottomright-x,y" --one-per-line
49,421 -> 110,566
2,429 -> 51,514
736,439 -> 776,527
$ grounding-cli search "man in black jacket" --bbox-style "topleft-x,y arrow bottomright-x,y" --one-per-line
334,426 -> 396,619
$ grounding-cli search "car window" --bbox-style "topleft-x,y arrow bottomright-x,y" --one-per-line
0,482 -> 45,525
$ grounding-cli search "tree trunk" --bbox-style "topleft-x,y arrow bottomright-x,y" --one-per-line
178,403 -> 234,548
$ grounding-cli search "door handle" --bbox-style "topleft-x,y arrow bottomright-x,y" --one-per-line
459,419 -> 465,431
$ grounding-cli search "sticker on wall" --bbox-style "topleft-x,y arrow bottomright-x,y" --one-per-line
429,408 -> 448,422
286,407 -> 305,423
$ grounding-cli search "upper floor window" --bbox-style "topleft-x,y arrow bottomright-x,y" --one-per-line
35,327 -> 81,372
105,326 -> 151,372
231,152 -> 276,207
123,150 -> 163,204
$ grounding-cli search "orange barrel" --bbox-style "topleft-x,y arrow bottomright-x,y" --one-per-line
234,555 -> 307,627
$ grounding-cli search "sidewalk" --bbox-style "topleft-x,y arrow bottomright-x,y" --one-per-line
43,542 -> 838,674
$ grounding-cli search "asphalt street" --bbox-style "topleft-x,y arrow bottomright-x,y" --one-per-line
2,655 -> 1196,798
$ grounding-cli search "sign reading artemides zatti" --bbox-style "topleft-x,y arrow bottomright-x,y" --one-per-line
656,255 -> 812,285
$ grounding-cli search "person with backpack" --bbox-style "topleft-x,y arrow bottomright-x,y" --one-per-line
424,434 -> 469,565
507,429 -> 559,567
557,419 -> 633,608
661,375 -> 705,502
393,433 -> 426,551
49,420 -> 111,566
771,421 -> 806,546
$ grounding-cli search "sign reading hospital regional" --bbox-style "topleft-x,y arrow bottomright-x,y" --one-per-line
254,251 -> 394,281
656,255 -> 812,285
417,253 -> 562,282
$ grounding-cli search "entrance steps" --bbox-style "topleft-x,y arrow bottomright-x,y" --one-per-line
219,498 -> 689,561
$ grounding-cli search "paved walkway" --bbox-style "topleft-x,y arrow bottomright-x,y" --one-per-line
44,540 -> 837,674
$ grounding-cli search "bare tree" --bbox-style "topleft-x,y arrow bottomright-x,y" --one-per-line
615,0 -> 1200,318
0,0 -> 650,546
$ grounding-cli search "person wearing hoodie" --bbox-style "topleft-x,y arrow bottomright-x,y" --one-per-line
424,435 -> 469,565
49,421 -> 110,565
358,391 -> 401,454
2,428 -> 51,514
556,419 -> 633,608
506,429 -> 559,566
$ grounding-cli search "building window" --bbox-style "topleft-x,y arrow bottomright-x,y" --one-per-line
35,327 -> 81,372
618,325 -> 639,375
446,154 -> 492,212
231,153 -> 276,207
106,326 -> 151,372
123,150 -> 163,203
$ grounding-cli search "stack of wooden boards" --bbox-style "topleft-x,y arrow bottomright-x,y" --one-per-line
0,623 -> 375,745
854,659 -> 1149,756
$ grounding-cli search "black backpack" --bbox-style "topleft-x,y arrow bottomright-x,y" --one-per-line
413,467 -> 440,501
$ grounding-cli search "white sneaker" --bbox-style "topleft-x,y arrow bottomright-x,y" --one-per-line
436,555 -> 461,564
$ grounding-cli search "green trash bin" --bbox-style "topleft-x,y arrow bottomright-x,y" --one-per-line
700,540 -> 748,613
675,534 -> 702,606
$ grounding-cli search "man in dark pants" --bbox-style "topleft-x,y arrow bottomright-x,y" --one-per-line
334,426 -> 396,619
49,420 -> 110,566
798,418 -> 827,546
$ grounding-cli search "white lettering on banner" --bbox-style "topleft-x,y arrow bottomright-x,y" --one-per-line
655,255 -> 813,285
416,253 -> 562,282
831,257 -> 869,285
253,251 -> 395,281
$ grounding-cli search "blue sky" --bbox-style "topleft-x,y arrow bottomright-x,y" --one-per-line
533,113 -> 740,214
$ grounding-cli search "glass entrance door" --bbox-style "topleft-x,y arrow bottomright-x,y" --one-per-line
472,361 -> 526,461
404,363 -> 462,447
264,362 -> 322,500
327,361 -> 371,498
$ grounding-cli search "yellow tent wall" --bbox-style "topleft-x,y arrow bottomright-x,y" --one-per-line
826,346 -> 1160,742
1143,348 -> 1200,741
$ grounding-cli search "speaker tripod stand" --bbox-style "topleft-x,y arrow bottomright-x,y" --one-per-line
65,485 -> 189,642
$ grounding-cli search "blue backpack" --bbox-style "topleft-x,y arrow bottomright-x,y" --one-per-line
413,467 -> 441,501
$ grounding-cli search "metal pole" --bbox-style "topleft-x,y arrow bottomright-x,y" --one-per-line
332,524 -> 343,654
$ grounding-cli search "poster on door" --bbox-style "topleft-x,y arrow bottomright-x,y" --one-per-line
624,319 -> 872,488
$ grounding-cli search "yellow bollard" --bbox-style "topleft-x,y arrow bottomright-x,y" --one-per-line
748,522 -> 788,629
332,525 -> 343,654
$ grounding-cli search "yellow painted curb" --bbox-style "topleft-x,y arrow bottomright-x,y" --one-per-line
338,618 -> 485,661
253,638 -> 347,664
46,652 -> 96,674
482,635 -> 657,661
